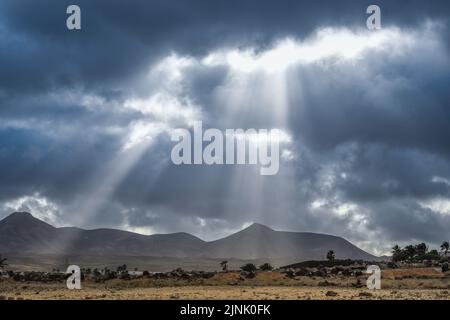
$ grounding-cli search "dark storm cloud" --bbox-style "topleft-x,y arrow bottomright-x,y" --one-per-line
1,0 -> 449,95
1,0 -> 450,253
287,50 -> 450,156
333,144 -> 450,201
0,126 -> 120,202
366,199 -> 450,244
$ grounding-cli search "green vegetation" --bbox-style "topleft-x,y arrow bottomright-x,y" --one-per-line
117,264 -> 127,273
440,241 -> 449,256
326,250 -> 335,263
392,242 -> 447,262
220,260 -> 228,272
0,254 -> 7,270
240,263 -> 257,273
259,263 -> 273,271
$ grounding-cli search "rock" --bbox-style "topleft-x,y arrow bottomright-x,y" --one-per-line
325,291 -> 338,297
283,269 -> 296,278
354,270 -> 363,276
359,292 -> 373,297
341,268 -> 352,276
387,262 -> 398,269
352,279 -> 364,288
295,268 -> 309,276
329,267 -> 340,275
200,272 -> 215,279
315,269 -> 327,277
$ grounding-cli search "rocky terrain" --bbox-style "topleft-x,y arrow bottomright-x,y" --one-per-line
1,260 -> 449,300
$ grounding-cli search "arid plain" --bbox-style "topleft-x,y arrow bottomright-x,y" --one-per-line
1,268 -> 449,300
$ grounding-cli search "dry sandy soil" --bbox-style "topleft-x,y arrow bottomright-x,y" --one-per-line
1,268 -> 449,300
1,284 -> 449,300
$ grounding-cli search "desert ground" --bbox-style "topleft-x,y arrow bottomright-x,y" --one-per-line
1,268 -> 449,300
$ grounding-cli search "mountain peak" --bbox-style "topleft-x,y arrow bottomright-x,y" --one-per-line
3,211 -> 34,220
245,222 -> 274,232
1,211 -> 54,229
11,211 -> 32,216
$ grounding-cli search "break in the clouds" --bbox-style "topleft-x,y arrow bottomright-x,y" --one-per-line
1,0 -> 450,255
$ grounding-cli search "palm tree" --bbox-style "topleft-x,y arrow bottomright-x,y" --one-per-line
415,243 -> 428,256
220,260 -> 228,272
392,245 -> 401,253
392,245 -> 403,262
0,254 -> 7,270
441,241 -> 449,256
404,245 -> 416,260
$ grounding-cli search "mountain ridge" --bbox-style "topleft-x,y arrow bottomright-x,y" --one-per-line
0,212 -> 378,261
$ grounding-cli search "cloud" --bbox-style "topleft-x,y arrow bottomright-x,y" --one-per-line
1,1 -> 450,255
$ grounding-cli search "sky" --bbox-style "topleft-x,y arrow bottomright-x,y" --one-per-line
1,0 -> 450,255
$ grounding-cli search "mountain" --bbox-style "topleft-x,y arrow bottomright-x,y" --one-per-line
0,212 -> 205,257
202,223 -> 376,260
0,212 -> 378,261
